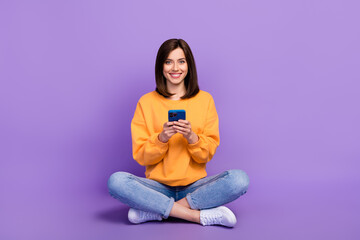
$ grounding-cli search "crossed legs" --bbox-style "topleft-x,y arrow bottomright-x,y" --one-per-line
108,169 -> 249,225
170,198 -> 200,223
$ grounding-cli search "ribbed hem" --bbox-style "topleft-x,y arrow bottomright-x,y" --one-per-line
187,135 -> 202,149
163,197 -> 175,219
153,133 -> 169,147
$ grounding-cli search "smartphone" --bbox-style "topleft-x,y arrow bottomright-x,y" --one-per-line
168,109 -> 186,122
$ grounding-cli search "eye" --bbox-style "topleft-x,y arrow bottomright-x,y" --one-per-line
179,60 -> 186,64
165,60 -> 172,65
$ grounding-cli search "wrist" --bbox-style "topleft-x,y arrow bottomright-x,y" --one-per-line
187,132 -> 199,144
158,132 -> 168,143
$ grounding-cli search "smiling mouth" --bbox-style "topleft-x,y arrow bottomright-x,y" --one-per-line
170,73 -> 181,78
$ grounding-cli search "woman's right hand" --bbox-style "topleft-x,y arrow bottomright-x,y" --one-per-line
158,122 -> 177,143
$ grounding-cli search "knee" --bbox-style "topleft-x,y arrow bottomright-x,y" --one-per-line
107,171 -> 131,196
226,169 -> 250,196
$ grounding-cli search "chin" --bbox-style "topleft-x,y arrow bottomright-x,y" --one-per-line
169,79 -> 184,85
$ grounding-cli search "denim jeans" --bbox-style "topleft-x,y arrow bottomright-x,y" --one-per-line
107,169 -> 249,219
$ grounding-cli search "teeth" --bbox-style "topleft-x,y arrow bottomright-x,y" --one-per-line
170,74 -> 181,77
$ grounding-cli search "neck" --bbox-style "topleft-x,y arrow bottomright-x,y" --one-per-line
167,82 -> 186,100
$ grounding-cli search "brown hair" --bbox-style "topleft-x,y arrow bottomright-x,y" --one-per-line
155,39 -> 199,99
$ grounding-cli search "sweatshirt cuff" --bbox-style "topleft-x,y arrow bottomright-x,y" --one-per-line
187,135 -> 202,149
153,133 -> 169,147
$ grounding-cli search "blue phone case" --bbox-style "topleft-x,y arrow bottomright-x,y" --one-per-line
168,110 -> 186,122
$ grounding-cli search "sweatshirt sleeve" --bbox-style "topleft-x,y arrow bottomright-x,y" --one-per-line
187,96 -> 220,164
131,101 -> 168,166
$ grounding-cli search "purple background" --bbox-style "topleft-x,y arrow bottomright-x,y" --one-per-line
1,0 -> 359,239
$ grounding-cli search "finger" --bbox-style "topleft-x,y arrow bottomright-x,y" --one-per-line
173,121 -> 188,127
178,119 -> 189,125
175,129 -> 190,135
174,124 -> 191,131
172,123 -> 182,128
164,126 -> 174,131
165,125 -> 174,130
175,120 -> 186,126
166,121 -> 174,127
173,125 -> 186,131
172,121 -> 182,126
166,130 -> 177,135
174,127 -> 190,133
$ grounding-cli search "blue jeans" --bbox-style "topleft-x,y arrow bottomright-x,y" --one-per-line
107,169 -> 249,219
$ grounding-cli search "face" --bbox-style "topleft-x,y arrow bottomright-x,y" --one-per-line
163,48 -> 188,87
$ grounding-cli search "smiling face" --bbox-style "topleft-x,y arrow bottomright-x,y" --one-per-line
163,48 -> 188,87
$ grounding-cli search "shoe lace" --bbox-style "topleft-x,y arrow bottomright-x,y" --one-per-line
203,211 -> 223,225
140,210 -> 159,220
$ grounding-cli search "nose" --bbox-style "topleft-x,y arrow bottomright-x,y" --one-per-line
172,62 -> 179,71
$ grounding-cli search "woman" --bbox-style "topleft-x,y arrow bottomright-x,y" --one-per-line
107,39 -> 249,227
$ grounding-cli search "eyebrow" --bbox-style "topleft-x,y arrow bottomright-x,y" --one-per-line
166,58 -> 186,61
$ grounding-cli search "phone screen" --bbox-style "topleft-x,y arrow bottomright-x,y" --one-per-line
168,110 -> 186,122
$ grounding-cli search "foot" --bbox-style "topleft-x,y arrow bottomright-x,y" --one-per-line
200,206 -> 237,227
128,208 -> 163,224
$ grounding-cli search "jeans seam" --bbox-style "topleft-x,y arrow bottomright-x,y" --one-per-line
185,171 -> 230,209
109,191 -> 122,202
186,171 -> 229,192
129,175 -> 170,193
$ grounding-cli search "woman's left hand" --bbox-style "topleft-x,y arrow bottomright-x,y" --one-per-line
172,119 -> 199,144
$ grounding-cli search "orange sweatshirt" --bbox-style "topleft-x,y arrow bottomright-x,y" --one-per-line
131,90 -> 220,186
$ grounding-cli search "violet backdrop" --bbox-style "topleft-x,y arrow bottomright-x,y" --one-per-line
1,0 -> 359,239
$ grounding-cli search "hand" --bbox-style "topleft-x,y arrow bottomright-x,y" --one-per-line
172,119 -> 199,144
158,122 -> 177,143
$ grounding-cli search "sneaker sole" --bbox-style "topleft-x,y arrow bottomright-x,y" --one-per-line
218,206 -> 237,227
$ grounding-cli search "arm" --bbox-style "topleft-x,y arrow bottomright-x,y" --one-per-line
131,102 -> 169,166
173,97 -> 220,164
187,98 -> 220,163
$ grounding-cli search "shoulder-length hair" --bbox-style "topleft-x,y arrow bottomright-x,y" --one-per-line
155,39 -> 199,99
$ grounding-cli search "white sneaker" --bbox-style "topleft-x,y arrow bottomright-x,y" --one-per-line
200,206 -> 237,227
128,208 -> 163,224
